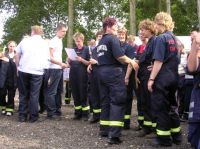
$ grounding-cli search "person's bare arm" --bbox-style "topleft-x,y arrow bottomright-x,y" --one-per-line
49,48 -> 68,69
117,55 -> 139,72
76,56 -> 90,66
147,60 -> 163,92
187,39 -> 200,72
125,64 -> 133,85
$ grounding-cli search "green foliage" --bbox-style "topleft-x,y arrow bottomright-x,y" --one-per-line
0,0 -> 199,46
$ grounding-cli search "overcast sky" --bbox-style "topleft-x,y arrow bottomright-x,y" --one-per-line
0,10 -> 11,42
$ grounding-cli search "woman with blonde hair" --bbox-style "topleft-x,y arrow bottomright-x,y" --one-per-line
148,12 -> 182,146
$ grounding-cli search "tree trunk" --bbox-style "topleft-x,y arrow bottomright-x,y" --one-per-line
166,0 -> 171,15
197,0 -> 200,31
129,0 -> 136,35
67,0 -> 74,48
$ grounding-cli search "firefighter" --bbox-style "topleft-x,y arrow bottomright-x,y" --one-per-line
148,12 -> 182,146
97,17 -> 138,144
117,27 -> 137,129
69,32 -> 90,120
137,19 -> 157,137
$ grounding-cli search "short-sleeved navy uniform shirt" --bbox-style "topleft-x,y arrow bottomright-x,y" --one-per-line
121,42 -> 136,70
97,34 -> 124,66
91,47 -> 98,61
121,42 -> 136,59
70,46 -> 90,66
139,36 -> 156,78
153,31 -> 179,73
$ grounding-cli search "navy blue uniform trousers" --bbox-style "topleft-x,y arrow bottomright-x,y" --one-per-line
89,65 -> 101,119
69,64 -> 89,117
99,66 -> 126,138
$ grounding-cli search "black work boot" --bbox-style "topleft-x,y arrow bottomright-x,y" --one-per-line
108,137 -> 122,145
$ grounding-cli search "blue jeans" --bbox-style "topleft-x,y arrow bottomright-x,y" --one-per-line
44,69 -> 63,117
18,71 -> 43,120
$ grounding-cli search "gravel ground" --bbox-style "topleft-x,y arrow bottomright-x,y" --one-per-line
0,94 -> 192,149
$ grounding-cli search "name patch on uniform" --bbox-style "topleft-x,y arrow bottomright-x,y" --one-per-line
167,39 -> 177,52
97,45 -> 108,57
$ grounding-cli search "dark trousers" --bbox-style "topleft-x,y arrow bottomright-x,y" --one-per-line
99,66 -> 126,138
188,123 -> 200,149
18,71 -> 43,120
135,78 -> 144,127
45,69 -> 63,117
140,77 -> 154,132
39,74 -> 45,112
65,81 -> 71,99
151,73 -> 181,144
0,86 -> 16,112
124,71 -> 134,127
89,66 -> 101,119
69,65 -> 89,117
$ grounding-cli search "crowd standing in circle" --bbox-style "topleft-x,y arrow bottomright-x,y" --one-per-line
0,12 -> 199,148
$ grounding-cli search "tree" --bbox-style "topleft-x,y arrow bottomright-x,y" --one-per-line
67,0 -> 74,48
166,0 -> 171,15
197,0 -> 200,31
129,0 -> 136,35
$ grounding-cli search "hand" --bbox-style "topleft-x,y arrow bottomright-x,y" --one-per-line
148,79 -> 154,92
0,57 -> 9,62
130,60 -> 139,71
90,58 -> 97,65
135,77 -> 140,89
60,63 -> 69,69
87,64 -> 92,73
125,77 -> 129,85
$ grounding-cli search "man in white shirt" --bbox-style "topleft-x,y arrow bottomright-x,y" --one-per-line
15,25 -> 49,123
45,23 -> 68,120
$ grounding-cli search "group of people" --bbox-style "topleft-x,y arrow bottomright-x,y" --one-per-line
0,11 -> 200,148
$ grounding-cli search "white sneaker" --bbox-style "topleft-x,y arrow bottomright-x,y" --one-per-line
1,110 -> 6,115
6,112 -> 13,116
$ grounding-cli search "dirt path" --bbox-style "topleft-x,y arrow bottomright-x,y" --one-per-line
0,98 -> 192,149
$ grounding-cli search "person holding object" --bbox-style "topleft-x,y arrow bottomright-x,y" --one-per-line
69,32 -> 90,120
45,23 -> 68,120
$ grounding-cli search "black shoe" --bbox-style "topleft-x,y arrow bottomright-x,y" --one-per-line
108,137 -> 122,145
89,117 -> 99,123
18,117 -> 27,122
123,125 -> 130,130
82,116 -> 89,121
72,115 -> 82,120
172,133 -> 182,145
137,129 -> 152,137
99,131 -> 108,137
65,100 -> 70,104
151,138 -> 172,147
48,115 -> 61,121
132,125 -> 142,131
29,118 -> 38,123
